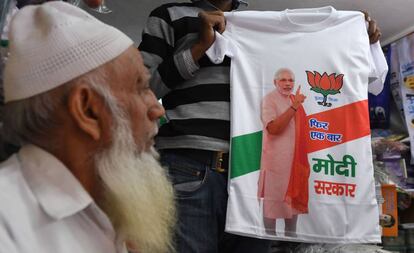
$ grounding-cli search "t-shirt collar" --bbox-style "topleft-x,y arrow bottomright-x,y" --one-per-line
280,6 -> 338,32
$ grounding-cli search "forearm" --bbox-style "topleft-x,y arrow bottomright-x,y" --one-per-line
191,42 -> 211,62
142,48 -> 201,97
139,17 -> 199,95
266,106 -> 296,135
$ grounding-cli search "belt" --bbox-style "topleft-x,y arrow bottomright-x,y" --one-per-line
163,149 -> 229,173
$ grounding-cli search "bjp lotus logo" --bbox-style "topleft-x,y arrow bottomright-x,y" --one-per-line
306,71 -> 344,107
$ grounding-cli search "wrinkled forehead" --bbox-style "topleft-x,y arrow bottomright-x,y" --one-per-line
118,48 -> 150,81
132,50 -> 150,79
123,47 -> 142,66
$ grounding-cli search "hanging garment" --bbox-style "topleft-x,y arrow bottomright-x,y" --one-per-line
392,33 -> 414,163
207,6 -> 388,243
368,45 -> 392,129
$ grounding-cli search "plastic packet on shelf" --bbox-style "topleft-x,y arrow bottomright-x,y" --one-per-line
294,244 -> 327,253
294,244 -> 393,253
371,137 -> 409,160
372,137 -> 411,188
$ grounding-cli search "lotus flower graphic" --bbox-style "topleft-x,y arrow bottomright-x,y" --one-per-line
306,71 -> 344,107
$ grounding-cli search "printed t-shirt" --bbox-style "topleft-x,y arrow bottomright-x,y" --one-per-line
206,6 -> 388,243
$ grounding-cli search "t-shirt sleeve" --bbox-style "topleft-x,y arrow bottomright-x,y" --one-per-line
138,5 -> 200,98
368,41 -> 389,95
206,30 -> 238,64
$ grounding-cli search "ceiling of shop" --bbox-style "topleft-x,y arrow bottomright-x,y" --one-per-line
90,0 -> 414,46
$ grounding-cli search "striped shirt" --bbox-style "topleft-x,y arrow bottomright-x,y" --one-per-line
139,1 -> 231,152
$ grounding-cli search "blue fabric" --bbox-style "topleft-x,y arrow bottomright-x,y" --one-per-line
161,151 -> 271,253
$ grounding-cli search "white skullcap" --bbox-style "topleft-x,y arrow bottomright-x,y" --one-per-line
4,1 -> 133,103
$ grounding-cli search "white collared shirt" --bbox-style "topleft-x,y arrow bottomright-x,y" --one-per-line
0,145 -> 127,253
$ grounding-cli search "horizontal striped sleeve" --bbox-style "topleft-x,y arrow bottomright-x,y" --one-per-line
178,66 -> 230,90
139,34 -> 173,63
166,101 -> 230,121
140,51 -> 168,98
172,17 -> 200,42
139,4 -> 199,92
162,83 -> 230,109
175,33 -> 198,53
159,119 -> 230,140
143,16 -> 174,46
155,135 -> 229,151
173,49 -> 199,80
157,56 -> 187,87
143,2 -> 232,149
168,6 -> 199,21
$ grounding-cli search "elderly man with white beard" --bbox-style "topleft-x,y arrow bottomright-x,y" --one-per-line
0,2 -> 175,253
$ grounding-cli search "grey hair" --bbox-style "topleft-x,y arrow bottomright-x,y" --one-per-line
2,87 -> 64,146
274,68 -> 295,80
1,60 -> 123,146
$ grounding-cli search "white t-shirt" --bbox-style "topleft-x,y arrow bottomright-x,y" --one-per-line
207,6 -> 388,243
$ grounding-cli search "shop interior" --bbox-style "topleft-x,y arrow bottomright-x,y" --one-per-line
1,0 -> 414,253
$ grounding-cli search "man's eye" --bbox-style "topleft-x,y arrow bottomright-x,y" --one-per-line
137,85 -> 151,95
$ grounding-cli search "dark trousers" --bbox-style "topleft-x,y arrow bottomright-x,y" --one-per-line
161,150 -> 271,253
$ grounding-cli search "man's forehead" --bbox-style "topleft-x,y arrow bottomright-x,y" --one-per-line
134,53 -> 149,77
135,61 -> 151,84
125,48 -> 141,64
122,48 -> 149,79
280,71 -> 293,76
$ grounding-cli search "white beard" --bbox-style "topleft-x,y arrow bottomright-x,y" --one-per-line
95,112 -> 176,253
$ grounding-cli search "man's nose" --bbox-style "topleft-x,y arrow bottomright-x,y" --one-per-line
148,94 -> 165,120
148,100 -> 165,121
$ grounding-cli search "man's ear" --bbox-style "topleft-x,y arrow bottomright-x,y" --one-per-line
67,84 -> 104,141
274,79 -> 278,86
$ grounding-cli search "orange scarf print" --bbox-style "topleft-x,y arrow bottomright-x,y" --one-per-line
284,97 -> 310,213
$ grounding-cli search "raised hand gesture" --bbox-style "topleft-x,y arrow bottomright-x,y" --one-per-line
292,85 -> 306,110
